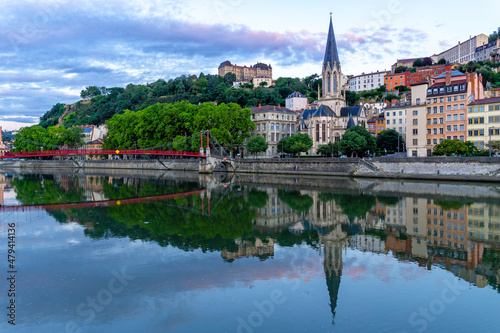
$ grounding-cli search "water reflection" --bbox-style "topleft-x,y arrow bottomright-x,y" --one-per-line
1,172 -> 499,330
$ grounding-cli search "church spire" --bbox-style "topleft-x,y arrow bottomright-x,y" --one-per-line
323,14 -> 340,71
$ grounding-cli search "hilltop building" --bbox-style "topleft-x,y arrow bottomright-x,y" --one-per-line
218,61 -> 272,82
436,34 -> 489,64
349,71 -> 389,92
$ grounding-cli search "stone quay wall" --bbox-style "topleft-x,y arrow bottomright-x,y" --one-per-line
235,157 -> 500,182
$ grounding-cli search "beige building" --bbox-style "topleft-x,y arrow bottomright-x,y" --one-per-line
405,82 -> 428,157
467,97 -> 500,149
436,34 -> 489,64
218,61 -> 272,81
250,105 -> 297,156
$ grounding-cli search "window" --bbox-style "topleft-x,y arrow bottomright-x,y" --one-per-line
453,114 -> 458,121
468,107 -> 473,113
459,114 -> 465,120
413,110 -> 418,115
257,125 -> 260,131
413,139 -> 418,145
459,124 -> 464,131
433,107 -> 438,114
413,129 -> 418,134
447,105 -> 452,111
271,123 -> 275,130
447,115 -> 452,121
447,125 -> 452,131
263,124 -> 266,130
413,119 -> 418,125
427,107 -> 431,114
276,124 -> 280,130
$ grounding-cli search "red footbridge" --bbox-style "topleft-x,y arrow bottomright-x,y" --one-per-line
0,189 -> 207,212
0,149 -> 207,159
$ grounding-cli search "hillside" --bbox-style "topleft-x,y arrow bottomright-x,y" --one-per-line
39,73 -> 322,128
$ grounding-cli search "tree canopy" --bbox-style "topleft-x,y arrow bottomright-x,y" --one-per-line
376,129 -> 405,151
317,142 -> 341,157
246,136 -> 268,155
431,139 -> 476,156
277,133 -> 313,156
339,126 -> 376,157
12,125 -> 84,151
103,101 -> 255,153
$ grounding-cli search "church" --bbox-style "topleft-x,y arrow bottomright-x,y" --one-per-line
300,15 -> 367,154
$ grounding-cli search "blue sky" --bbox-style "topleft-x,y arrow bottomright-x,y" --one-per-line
0,0 -> 499,130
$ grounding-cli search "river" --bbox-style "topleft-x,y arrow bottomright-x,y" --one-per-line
0,171 -> 499,332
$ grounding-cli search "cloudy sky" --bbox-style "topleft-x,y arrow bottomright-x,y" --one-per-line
0,0 -> 499,130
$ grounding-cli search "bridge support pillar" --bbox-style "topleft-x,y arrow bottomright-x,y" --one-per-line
199,156 -> 235,174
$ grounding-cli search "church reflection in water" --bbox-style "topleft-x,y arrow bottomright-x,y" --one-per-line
247,187 -> 500,322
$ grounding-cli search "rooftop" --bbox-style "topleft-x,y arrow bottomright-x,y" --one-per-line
468,97 -> 500,106
251,105 -> 295,114
432,70 -> 466,79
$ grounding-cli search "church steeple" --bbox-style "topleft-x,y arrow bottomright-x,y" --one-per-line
323,13 -> 340,71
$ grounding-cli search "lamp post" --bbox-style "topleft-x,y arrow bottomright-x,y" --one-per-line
489,127 -> 493,157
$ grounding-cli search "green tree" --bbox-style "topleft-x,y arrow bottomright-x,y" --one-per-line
394,66 -> 408,73
345,90 -> 357,106
395,85 -> 410,92
432,139 -> 474,156
412,59 -> 424,67
377,129 -> 405,152
259,81 -> 268,87
317,142 -> 340,157
339,126 -> 376,157
339,131 -> 366,157
487,141 -> 500,155
438,58 -> 446,65
277,133 -> 313,156
378,85 -> 387,92
223,72 -> 236,85
80,86 -> 102,99
246,136 -> 268,156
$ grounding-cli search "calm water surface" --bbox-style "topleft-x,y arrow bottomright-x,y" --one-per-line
0,172 -> 499,333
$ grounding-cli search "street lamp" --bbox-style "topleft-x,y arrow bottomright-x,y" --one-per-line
489,127 -> 494,157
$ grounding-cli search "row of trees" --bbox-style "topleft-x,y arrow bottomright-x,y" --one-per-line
12,125 -> 84,151
317,128 -> 404,157
103,101 -> 254,154
246,127 -> 405,158
431,139 -> 499,156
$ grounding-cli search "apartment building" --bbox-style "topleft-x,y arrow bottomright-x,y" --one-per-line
384,105 -> 407,144
406,82 -> 428,157
250,105 -> 297,156
348,71 -> 389,92
436,34 -> 489,64
467,97 -> 500,149
425,71 -> 484,155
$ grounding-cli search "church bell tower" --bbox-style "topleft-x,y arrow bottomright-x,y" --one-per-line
319,14 -> 346,113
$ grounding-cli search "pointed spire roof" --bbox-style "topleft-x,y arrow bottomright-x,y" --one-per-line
323,14 -> 340,71
346,114 -> 355,129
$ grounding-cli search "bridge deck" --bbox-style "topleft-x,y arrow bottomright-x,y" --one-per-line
0,149 -> 206,159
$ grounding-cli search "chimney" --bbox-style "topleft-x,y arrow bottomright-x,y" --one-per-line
278,104 -> 281,108
445,72 -> 451,85
258,103 -> 261,109
466,73 -> 471,83
274,106 -> 276,110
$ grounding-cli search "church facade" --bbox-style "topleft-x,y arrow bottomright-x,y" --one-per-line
300,15 -> 367,154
